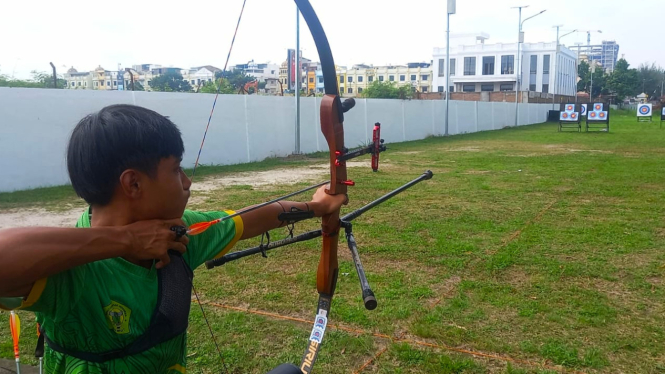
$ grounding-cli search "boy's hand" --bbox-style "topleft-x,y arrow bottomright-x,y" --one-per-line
310,184 -> 349,217
124,219 -> 189,269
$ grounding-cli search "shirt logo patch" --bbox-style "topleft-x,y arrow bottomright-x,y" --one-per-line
103,300 -> 132,334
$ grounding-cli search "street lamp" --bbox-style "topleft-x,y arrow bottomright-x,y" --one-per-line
512,6 -> 546,126
445,0 -> 456,136
579,30 -> 601,100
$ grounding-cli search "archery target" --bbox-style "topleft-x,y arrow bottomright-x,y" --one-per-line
638,103 -> 652,117
581,104 -> 588,116
594,103 -> 602,111
588,111 -> 608,121
662,107 -> 665,115
560,104 -> 579,121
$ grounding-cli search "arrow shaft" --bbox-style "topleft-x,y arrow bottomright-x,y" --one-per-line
187,181 -> 327,235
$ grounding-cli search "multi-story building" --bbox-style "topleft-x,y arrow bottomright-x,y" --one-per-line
232,60 -> 280,81
132,64 -> 161,73
574,40 -> 620,73
336,63 -> 432,97
432,33 -> 577,97
65,66 -> 122,90
264,77 -> 282,95
183,65 -> 221,89
315,69 -> 324,93
306,68 -> 317,94
279,61 -> 289,91
64,67 -> 92,89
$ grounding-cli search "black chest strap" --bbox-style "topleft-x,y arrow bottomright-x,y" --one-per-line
39,251 -> 193,363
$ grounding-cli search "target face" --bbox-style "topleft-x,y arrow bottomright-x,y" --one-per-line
566,105 -> 574,111
581,104 -> 588,116
599,112 -> 606,118
590,112 -> 597,118
595,104 -> 602,111
638,104 -> 652,116
662,107 -> 665,116
571,113 -> 577,119
562,113 -> 568,119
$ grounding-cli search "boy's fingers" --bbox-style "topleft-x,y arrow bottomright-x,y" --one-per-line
170,243 -> 187,254
165,219 -> 187,228
156,254 -> 171,269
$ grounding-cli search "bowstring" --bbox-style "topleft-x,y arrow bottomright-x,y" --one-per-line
190,0 -> 248,182
188,1 -> 248,373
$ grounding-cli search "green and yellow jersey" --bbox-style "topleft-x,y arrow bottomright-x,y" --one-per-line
1,209 -> 242,374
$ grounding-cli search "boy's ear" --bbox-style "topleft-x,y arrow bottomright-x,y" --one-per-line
118,169 -> 143,199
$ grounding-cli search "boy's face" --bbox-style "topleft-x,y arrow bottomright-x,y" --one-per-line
135,156 -> 191,220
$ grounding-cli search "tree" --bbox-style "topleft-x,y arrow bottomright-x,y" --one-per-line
577,61 -> 590,93
31,70 -> 66,89
606,59 -> 639,102
360,81 -> 414,99
130,81 -> 145,91
198,79 -> 235,94
149,71 -> 192,92
577,61 -> 608,99
214,70 -> 255,92
637,62 -> 664,98
0,70 -> 65,89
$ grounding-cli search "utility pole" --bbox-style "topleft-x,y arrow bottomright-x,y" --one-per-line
295,6 -> 301,155
581,30 -> 602,101
445,0 -> 456,136
552,25 -> 562,105
512,6 -> 546,126
49,62 -> 57,88
588,32 -> 592,101
590,63 -> 595,101
512,5 -> 526,127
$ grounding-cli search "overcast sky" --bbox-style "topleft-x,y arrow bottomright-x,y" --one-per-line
1,0 -> 662,80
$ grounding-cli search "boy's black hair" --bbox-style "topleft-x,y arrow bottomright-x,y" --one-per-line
67,104 -> 185,206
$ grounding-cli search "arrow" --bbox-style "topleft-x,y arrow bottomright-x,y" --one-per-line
9,311 -> 21,374
187,181 -> 328,236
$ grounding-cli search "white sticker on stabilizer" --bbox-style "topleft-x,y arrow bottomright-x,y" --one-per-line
309,314 -> 328,342
314,314 -> 328,330
309,327 -> 325,343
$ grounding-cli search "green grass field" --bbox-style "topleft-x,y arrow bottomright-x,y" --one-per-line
2,111 -> 664,373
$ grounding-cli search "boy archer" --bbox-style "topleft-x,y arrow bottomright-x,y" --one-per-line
0,104 -> 347,373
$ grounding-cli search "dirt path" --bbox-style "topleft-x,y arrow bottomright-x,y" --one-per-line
0,161 -> 378,229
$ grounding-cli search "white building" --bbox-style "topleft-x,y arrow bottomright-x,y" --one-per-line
183,65 -> 221,88
232,60 -> 280,81
432,33 -> 577,97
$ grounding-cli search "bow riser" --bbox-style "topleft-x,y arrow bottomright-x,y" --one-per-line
318,94 -> 345,296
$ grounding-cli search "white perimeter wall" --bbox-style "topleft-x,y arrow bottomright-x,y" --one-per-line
0,87 -> 555,192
